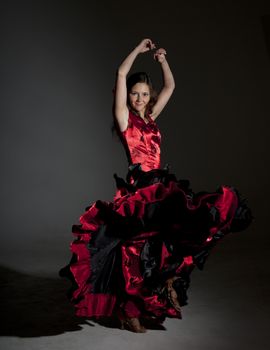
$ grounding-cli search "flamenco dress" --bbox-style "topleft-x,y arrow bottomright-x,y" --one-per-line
59,110 -> 252,322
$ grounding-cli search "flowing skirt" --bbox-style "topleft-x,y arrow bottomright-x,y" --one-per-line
59,163 -> 252,320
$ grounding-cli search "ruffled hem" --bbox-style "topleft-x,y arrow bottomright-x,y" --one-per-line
60,163 -> 253,319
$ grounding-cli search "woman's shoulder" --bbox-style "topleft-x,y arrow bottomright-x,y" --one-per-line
120,110 -> 134,134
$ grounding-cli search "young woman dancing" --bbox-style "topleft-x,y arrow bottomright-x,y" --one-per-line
60,39 -> 252,333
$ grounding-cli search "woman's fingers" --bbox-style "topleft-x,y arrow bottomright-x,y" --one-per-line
154,52 -> 166,62
148,40 -> 156,50
153,47 -> 167,62
144,39 -> 156,51
155,48 -> 167,55
138,39 -> 156,52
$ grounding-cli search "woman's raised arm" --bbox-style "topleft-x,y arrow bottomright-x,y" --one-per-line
114,39 -> 155,131
149,48 -> 175,120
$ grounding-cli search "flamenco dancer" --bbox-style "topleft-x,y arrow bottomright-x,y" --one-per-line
60,39 -> 252,333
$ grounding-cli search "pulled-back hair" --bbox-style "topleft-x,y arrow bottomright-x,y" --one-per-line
126,72 -> 157,116
112,71 -> 157,138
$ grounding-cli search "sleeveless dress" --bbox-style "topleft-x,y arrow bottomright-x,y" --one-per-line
59,110 -> 252,321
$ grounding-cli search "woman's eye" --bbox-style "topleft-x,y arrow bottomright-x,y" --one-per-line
130,92 -> 149,97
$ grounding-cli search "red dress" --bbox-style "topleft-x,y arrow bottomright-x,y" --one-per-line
60,110 -> 252,321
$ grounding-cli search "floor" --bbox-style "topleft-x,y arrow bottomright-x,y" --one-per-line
0,208 -> 269,350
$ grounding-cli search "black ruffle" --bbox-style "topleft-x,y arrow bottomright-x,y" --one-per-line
60,163 -> 253,317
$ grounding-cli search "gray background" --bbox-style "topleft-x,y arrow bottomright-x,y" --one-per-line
0,0 -> 270,349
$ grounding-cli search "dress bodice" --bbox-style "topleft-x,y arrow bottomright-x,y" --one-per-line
120,110 -> 161,171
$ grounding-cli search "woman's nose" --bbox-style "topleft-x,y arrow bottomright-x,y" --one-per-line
136,94 -> 141,101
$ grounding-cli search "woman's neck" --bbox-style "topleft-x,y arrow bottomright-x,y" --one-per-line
138,111 -> 146,119
130,108 -> 148,120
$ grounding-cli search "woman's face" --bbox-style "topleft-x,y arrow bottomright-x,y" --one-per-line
128,83 -> 151,115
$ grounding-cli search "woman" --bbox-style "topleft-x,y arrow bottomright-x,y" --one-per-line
60,39 -> 252,333
114,38 -> 174,134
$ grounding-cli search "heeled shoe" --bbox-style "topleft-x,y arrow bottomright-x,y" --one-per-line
120,317 -> 146,333
165,277 -> 182,314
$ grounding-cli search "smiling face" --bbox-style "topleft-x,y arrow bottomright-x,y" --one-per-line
128,83 -> 151,116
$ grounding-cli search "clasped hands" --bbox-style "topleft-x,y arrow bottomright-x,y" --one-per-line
136,38 -> 167,63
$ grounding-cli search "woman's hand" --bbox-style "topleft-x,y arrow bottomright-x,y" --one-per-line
136,38 -> 156,54
154,48 -> 167,63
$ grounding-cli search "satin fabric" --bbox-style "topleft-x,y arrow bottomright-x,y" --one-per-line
121,111 -> 161,171
59,109 -> 252,321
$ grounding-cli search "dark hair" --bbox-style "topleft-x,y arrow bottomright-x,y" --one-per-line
126,72 -> 157,116
111,72 -> 157,138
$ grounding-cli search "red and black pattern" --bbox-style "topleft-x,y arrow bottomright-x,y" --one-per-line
59,163 -> 252,320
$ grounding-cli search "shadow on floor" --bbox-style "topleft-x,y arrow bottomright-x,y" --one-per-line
0,265 -> 169,338
0,265 -> 95,337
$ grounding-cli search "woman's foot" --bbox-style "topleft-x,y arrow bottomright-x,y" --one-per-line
120,317 -> 146,333
166,277 -> 182,314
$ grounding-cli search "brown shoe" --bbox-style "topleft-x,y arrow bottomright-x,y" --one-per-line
166,277 -> 182,314
120,317 -> 146,333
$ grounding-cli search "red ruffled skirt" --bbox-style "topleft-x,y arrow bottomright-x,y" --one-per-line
59,164 -> 252,321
